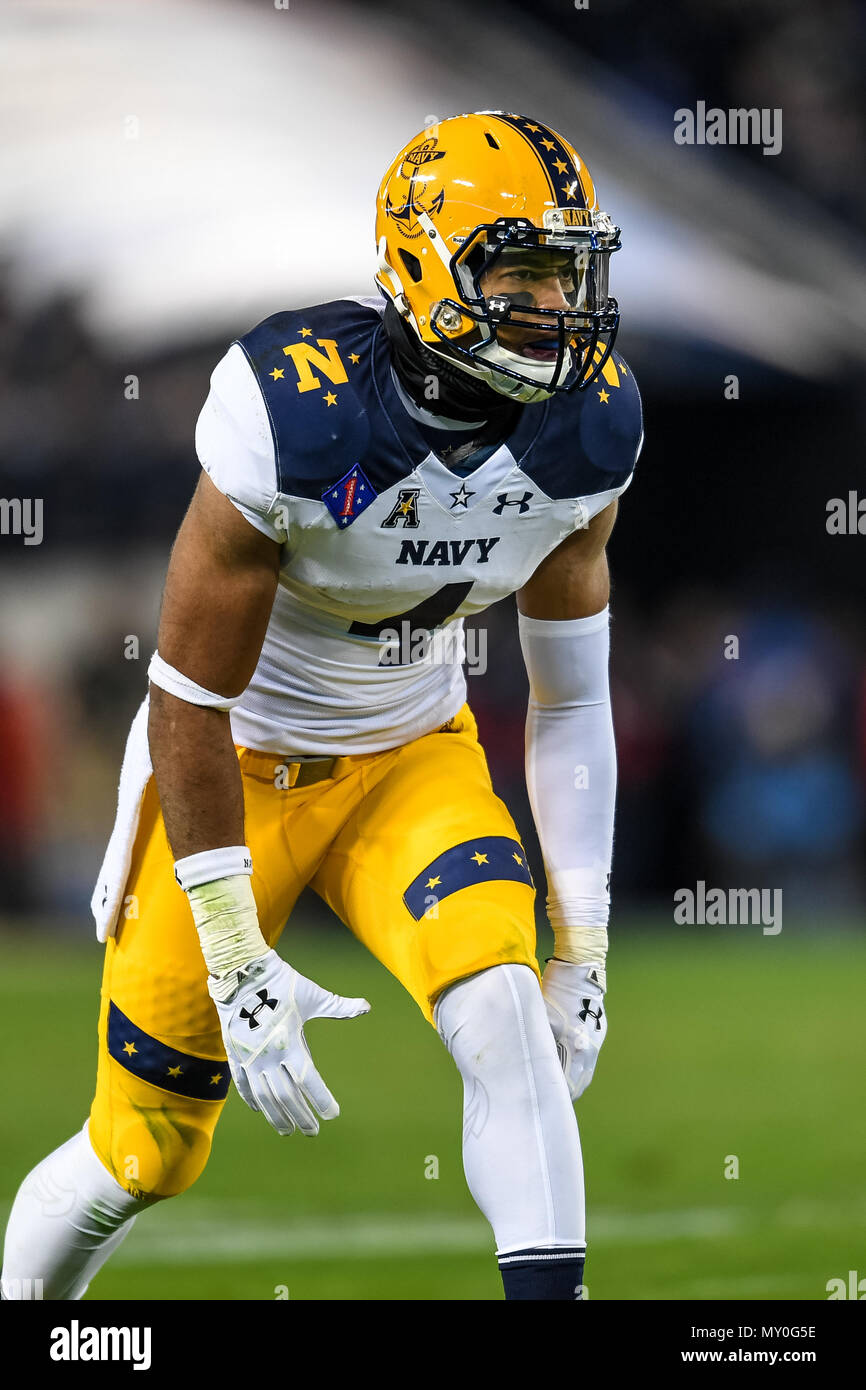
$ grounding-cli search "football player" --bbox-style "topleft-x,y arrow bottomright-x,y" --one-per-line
2,111 -> 642,1301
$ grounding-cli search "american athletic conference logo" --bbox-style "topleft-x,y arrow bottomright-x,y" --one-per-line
239,989 -> 277,1030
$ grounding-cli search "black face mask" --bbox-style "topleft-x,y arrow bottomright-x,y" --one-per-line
383,301 -> 523,437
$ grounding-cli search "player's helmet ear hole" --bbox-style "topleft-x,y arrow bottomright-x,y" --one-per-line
399,249 -> 424,283
484,132 -> 500,149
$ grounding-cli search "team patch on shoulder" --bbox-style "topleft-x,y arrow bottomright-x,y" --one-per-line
323,463 -> 378,528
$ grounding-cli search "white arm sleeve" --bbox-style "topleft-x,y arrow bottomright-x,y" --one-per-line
195,342 -> 287,544
518,606 -> 616,958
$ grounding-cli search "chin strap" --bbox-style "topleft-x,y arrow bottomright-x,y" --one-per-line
383,301 -> 522,431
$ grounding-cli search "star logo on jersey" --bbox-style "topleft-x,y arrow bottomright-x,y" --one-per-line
323,463 -> 378,529
449,480 -> 475,510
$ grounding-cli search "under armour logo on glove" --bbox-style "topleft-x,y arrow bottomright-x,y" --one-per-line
239,989 -> 278,1030
578,998 -> 605,1030
208,948 -> 371,1136
542,959 -> 608,1101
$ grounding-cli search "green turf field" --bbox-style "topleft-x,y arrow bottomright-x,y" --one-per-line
1,924 -> 863,1300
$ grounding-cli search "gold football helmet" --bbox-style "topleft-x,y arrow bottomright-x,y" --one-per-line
375,111 -> 621,403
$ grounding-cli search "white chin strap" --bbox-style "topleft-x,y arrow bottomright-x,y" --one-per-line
473,340 -> 573,402
444,338 -> 574,404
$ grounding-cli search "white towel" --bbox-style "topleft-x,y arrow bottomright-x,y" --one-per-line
91,696 -> 153,941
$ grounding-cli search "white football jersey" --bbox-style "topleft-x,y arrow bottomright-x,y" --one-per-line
194,295 -> 643,755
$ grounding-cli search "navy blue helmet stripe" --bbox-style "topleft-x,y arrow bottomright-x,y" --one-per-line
491,113 -> 587,210
403,836 -> 534,920
107,1002 -> 230,1101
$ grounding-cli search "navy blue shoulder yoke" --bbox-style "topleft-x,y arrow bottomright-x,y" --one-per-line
512,350 -> 643,500
237,299 -> 427,498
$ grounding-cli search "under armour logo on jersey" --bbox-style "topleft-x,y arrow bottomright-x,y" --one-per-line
239,989 -> 278,1030
381,488 -> 421,529
578,998 -> 604,1031
322,463 -> 377,528
492,491 -> 533,514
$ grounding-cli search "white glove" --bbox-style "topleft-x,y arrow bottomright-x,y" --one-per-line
542,959 -> 607,1101
208,948 -> 370,1136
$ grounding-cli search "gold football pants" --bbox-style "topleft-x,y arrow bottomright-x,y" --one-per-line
88,705 -> 539,1198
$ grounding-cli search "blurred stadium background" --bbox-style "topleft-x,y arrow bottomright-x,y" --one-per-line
1,0 -> 864,1300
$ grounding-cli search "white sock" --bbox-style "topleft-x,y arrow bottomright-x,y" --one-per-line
435,962 -> 585,1254
1,1122 -> 156,1300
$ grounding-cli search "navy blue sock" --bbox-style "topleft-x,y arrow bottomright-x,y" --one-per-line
498,1246 -> 587,1300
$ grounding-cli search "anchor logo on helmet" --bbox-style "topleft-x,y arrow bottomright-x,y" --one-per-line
385,139 -> 447,240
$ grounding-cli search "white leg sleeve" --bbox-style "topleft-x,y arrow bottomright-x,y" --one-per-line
1,1123 -> 156,1300
435,963 -> 585,1255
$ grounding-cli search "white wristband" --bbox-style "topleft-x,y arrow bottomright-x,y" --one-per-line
174,845 -> 253,892
148,651 -> 245,711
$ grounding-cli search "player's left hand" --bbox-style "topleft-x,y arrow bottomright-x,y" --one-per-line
208,949 -> 370,1136
541,959 -> 607,1100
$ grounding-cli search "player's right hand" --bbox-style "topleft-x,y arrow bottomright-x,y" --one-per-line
208,949 -> 370,1136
